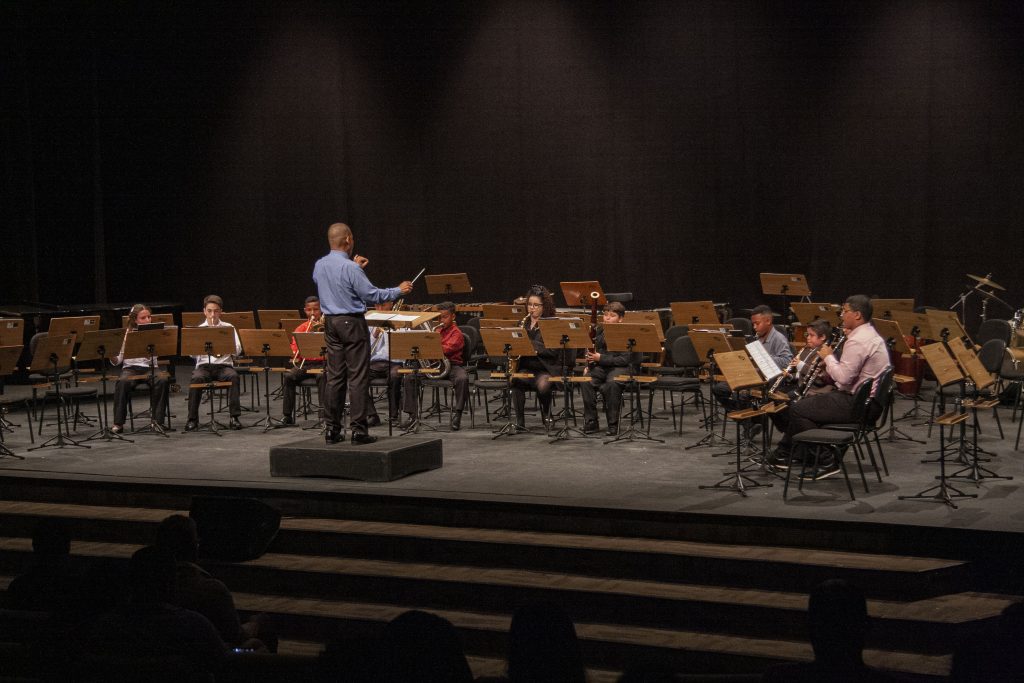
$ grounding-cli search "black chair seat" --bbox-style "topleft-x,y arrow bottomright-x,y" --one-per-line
647,366 -> 686,376
651,376 -> 700,389
792,429 -> 855,445
45,386 -> 97,398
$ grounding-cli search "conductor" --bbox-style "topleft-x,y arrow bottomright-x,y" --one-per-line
313,223 -> 413,445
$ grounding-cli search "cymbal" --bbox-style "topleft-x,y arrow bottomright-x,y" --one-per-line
967,273 -> 1005,291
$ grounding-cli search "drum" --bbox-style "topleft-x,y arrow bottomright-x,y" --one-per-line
894,335 -> 925,396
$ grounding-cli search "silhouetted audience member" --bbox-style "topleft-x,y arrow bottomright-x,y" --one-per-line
381,610 -> 473,683
5,517 -> 80,618
507,601 -> 586,683
155,513 -> 274,651
762,579 -> 898,682
77,545 -> 225,679
952,600 -> 1024,682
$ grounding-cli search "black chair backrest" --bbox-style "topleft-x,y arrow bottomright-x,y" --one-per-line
977,338 -> 1007,374
461,326 -> 481,357
976,319 -> 1012,346
870,369 -> 894,426
850,377 -> 875,426
727,317 -> 753,336
671,336 -> 702,371
662,325 -> 689,365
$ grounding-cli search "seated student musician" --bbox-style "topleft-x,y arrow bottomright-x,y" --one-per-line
399,301 -> 470,431
773,295 -> 891,469
712,304 -> 793,411
581,301 -> 640,437
185,295 -> 243,431
511,285 -> 564,430
366,301 -> 404,427
282,296 -> 325,425
111,303 -> 170,434
767,318 -> 833,437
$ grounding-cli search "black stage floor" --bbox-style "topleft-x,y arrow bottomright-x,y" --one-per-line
2,379 -> 1023,537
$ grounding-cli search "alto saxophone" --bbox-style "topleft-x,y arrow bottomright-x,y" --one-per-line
508,313 -> 531,375
291,314 -> 325,369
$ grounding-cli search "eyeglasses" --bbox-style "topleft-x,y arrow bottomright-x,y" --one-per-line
527,302 -> 543,308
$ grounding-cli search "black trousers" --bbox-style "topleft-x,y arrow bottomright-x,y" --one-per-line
188,364 -> 240,421
511,373 -> 553,426
402,364 -> 469,415
324,313 -> 370,435
112,367 -> 169,427
780,390 -> 882,448
282,363 -> 325,418
368,360 -> 402,419
582,376 -> 625,427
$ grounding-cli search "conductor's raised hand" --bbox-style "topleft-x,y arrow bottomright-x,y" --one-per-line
399,280 -> 414,295
353,254 -> 370,269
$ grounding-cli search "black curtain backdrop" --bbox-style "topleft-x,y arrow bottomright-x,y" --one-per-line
2,1 -> 1023,328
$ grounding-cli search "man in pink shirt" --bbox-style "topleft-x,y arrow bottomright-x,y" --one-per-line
773,294 -> 891,464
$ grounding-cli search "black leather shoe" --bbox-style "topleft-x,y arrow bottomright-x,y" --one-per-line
366,415 -> 382,428
281,415 -> 295,426
583,421 -> 600,434
325,429 -> 343,444
229,417 -> 243,430
606,425 -> 618,436
352,432 -> 377,445
184,420 -> 199,432
450,411 -> 462,431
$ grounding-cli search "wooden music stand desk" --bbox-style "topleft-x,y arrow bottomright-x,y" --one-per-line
425,273 -> 473,296
670,301 -> 718,326
559,281 -> 607,308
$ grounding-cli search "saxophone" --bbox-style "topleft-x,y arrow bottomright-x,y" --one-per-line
291,314 -> 325,368
507,313 -> 531,375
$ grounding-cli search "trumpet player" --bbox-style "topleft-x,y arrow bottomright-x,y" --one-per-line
111,303 -> 170,435
185,295 -> 243,431
398,301 -> 470,431
281,296 -> 326,425
771,295 -> 891,473
581,301 -> 640,436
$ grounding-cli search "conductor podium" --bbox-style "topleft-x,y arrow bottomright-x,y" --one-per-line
269,435 -> 442,482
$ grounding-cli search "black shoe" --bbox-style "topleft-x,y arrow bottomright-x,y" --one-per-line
229,417 -> 243,430
111,425 -> 123,435
366,415 -> 382,428
583,421 -> 600,434
606,425 -> 618,436
281,415 -> 295,426
325,429 -> 343,444
450,411 -> 462,431
352,432 -> 377,445
184,420 -> 199,432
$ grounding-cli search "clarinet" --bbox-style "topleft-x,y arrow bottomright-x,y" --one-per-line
795,328 -> 845,401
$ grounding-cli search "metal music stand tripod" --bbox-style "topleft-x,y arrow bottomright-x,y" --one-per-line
239,328 -> 293,431
28,335 -> 86,451
686,331 -> 737,450
602,322 -> 664,445
122,325 -> 177,436
479,326 -> 537,439
390,330 -> 446,435
181,326 -> 237,436
78,328 -> 135,443
537,318 -> 592,442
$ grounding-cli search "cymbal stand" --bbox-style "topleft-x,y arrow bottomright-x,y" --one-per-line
83,344 -> 134,443
30,354 -> 89,451
493,344 -> 525,439
686,350 -> 732,450
549,335 -> 590,443
606,339 -> 663,445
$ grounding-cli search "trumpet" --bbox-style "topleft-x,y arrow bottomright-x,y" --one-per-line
291,314 -> 325,369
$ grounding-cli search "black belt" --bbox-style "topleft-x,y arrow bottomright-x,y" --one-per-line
325,312 -> 365,318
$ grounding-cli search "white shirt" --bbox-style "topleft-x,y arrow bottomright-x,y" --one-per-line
192,320 -> 242,366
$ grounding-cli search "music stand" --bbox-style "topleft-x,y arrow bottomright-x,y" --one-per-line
871,299 -> 915,320
600,323 -> 663,444
221,312 -> 257,329
700,349 -> 774,496
559,281 -> 607,308
122,327 -> 178,436
790,303 -> 841,325
121,313 -> 174,328
390,331 -> 445,434
760,273 -> 811,325
181,326 -> 237,435
77,329 -> 135,443
927,309 -> 970,345
181,312 -> 206,327
623,311 -> 665,341
537,318 -> 593,442
0,318 -> 23,347
48,315 -> 100,340
478,318 -> 525,329
670,301 -> 718,326
899,342 -> 977,508
28,335 -> 82,451
686,331 -> 736,449
293,331 -> 328,432
947,336 -> 1011,484
870,318 -> 923,444
257,309 -> 301,330
480,304 -> 526,320
479,327 -> 537,439
0,345 -> 29,458
239,329 -> 293,431
425,273 -> 473,298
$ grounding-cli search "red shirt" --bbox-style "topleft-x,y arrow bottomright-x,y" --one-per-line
439,323 -> 464,366
291,320 -> 324,362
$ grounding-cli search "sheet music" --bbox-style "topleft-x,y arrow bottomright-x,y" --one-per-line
365,312 -> 420,323
745,341 -> 782,381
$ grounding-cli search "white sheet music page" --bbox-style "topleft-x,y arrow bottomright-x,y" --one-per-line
746,341 -> 783,381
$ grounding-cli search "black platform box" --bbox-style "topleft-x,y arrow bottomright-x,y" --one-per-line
269,436 -> 442,482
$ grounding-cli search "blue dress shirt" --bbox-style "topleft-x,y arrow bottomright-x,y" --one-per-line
313,250 -> 402,315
